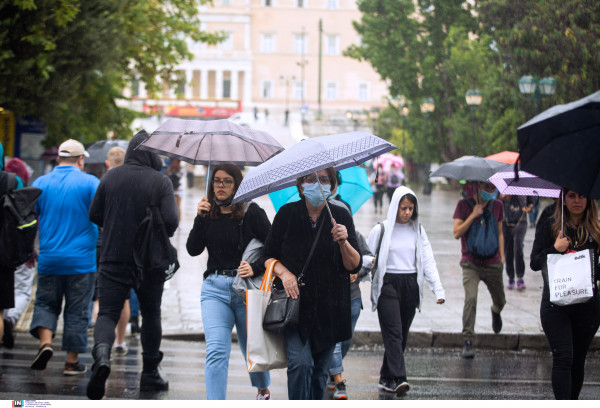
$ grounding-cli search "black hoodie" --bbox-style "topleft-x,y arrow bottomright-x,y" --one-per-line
89,130 -> 179,265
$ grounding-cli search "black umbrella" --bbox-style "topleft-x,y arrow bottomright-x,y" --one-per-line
517,90 -> 600,198
85,139 -> 130,164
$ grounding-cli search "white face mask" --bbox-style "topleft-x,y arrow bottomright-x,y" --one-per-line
302,182 -> 331,207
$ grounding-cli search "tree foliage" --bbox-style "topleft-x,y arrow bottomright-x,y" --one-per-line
348,0 -> 600,166
0,0 -> 222,145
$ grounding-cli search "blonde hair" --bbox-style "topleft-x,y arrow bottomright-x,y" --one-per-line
551,190 -> 600,252
106,147 -> 125,168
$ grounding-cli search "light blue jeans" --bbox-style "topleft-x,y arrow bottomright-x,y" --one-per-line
329,297 -> 362,376
201,273 -> 270,400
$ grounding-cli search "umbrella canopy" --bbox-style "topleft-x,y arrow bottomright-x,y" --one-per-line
517,90 -> 600,198
232,131 -> 396,204
429,156 -> 506,182
372,152 -> 404,171
488,164 -> 560,198
85,139 -> 130,164
268,166 -> 372,214
485,151 -> 519,164
136,118 -> 284,167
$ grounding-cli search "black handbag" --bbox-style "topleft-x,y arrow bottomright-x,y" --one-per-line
263,217 -> 324,333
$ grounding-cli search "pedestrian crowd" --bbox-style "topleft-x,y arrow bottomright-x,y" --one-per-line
1,135 -> 599,402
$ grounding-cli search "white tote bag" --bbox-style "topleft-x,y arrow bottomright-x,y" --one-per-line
246,260 -> 287,372
547,249 -> 595,306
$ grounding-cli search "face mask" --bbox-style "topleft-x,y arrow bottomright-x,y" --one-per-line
214,196 -> 233,207
481,189 -> 498,202
302,182 -> 331,207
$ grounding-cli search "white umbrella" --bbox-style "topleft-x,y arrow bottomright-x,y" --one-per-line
232,131 -> 396,206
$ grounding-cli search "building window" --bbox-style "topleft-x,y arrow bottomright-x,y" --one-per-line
221,0 -> 231,5
296,0 -> 305,7
219,32 -> 233,50
325,81 -> 338,100
293,81 -> 305,102
261,80 -> 273,99
294,33 -> 307,54
264,0 -> 272,6
223,79 -> 231,98
325,35 -> 339,55
260,33 -> 275,53
327,0 -> 338,9
358,82 -> 370,101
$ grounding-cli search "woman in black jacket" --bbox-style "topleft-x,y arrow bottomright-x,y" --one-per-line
186,163 -> 271,400
530,190 -> 600,399
262,167 -> 362,400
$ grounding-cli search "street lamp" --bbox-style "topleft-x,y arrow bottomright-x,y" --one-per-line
420,98 -> 435,195
518,75 -> 557,116
279,75 -> 295,126
297,26 -> 308,123
465,89 -> 482,154
370,107 -> 380,134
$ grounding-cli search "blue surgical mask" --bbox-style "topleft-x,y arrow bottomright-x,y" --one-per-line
302,182 -> 331,207
481,189 -> 498,201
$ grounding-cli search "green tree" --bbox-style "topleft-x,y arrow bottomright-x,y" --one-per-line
478,0 -> 600,108
0,0 -> 222,145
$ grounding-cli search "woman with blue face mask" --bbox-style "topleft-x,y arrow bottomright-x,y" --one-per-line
262,167 -> 362,400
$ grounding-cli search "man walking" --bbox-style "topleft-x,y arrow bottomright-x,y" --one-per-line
453,181 -> 506,358
87,130 -> 178,400
29,139 -> 99,375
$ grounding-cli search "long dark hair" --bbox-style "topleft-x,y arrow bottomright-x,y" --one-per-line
551,189 -> 600,251
207,164 -> 245,220
399,193 -> 418,220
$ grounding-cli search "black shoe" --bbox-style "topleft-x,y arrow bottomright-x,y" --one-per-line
31,344 -> 53,370
87,343 -> 112,400
140,371 -> 169,391
462,340 -> 474,359
492,308 -> 503,334
130,317 -> 140,335
378,378 -> 401,393
2,319 -> 14,349
396,381 -> 410,397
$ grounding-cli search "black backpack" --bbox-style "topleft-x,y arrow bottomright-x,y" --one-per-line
0,171 -> 42,268
465,198 -> 499,260
132,175 -> 180,289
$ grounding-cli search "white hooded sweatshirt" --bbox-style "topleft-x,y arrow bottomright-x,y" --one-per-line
367,185 -> 445,312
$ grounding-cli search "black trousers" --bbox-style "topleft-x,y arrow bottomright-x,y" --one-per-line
377,273 -> 419,382
94,265 -> 164,358
540,295 -> 600,399
502,221 -> 527,280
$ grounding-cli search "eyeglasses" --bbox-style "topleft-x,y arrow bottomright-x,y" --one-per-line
304,175 -> 331,185
480,183 -> 496,192
212,178 -> 234,187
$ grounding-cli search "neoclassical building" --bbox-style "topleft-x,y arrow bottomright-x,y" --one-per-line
129,0 -> 389,121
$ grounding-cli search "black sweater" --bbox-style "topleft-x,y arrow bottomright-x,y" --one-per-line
262,199 -> 362,353
530,203 -> 599,300
89,131 -> 179,266
186,202 -> 271,279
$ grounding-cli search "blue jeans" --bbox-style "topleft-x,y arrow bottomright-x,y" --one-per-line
329,297 -> 362,376
130,288 -> 140,318
284,326 -> 336,400
201,273 -> 270,400
30,272 -> 95,353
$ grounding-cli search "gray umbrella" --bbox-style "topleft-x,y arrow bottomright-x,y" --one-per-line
135,118 -> 284,167
85,139 -> 130,164
429,156 -> 507,182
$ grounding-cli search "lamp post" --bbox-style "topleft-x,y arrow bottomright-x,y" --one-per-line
279,75 -> 295,126
465,89 -> 482,155
518,75 -> 557,116
346,110 -> 358,131
400,104 -> 409,159
370,107 -> 380,134
297,26 -> 308,123
420,98 -> 435,195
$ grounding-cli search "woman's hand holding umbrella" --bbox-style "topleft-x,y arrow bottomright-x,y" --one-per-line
554,232 -> 569,253
197,197 -> 210,216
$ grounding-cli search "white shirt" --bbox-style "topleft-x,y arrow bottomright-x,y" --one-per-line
386,222 -> 417,274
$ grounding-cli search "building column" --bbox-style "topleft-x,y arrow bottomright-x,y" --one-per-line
184,69 -> 193,99
242,69 -> 252,109
200,69 -> 209,100
215,69 -> 224,100
230,70 -> 239,100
